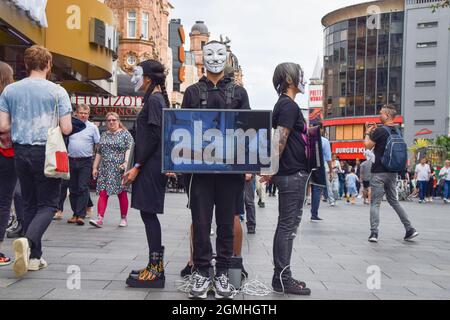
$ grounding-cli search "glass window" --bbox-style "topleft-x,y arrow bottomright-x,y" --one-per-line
418,21 -> 438,28
355,70 -> 365,94
141,12 -> 149,40
417,42 -> 437,48
389,67 -> 402,110
353,125 -> 364,140
355,95 -> 364,116
414,120 -> 434,126
347,68 -> 355,96
346,96 -> 355,117
127,11 -> 137,38
336,126 -> 344,140
414,100 -> 436,106
365,69 -> 376,116
329,126 -> 336,141
416,61 -> 436,67
415,81 -> 436,87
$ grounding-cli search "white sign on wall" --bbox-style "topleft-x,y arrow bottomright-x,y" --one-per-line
8,0 -> 48,28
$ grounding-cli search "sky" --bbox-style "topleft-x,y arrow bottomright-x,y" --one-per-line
171,0 -> 373,110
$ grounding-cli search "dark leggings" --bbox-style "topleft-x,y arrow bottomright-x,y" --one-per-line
140,212 -> 162,255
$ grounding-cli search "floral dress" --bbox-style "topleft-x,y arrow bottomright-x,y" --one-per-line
97,130 -> 134,196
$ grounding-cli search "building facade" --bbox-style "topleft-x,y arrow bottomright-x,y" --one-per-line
105,0 -> 173,73
309,55 -> 324,126
321,0 -> 450,160
402,0 -> 450,144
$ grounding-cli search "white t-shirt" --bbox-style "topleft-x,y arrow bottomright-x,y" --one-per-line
440,167 -> 450,181
415,164 -> 431,181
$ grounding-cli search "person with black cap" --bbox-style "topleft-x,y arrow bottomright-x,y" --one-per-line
182,40 -> 250,300
122,60 -> 170,288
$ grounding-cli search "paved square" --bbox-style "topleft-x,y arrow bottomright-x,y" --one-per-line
1,192 -> 450,300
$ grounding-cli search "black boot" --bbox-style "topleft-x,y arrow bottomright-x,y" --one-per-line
126,249 -> 165,288
130,246 -> 164,275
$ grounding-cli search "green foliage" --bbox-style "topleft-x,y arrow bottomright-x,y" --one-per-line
432,0 -> 450,12
435,135 -> 450,159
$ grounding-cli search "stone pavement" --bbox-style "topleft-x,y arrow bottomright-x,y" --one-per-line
1,191 -> 450,300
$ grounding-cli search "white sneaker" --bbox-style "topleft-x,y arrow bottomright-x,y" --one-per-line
28,258 -> 48,271
119,218 -> 128,227
210,228 -> 215,236
12,238 -> 30,277
330,202 -> 336,207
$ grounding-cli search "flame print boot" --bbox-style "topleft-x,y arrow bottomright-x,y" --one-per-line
126,249 -> 165,288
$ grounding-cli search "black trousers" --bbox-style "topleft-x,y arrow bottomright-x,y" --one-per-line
69,157 -> 92,218
188,174 -> 245,273
0,154 -> 16,242
14,145 -> 61,259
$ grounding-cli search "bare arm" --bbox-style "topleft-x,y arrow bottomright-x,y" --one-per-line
59,114 -> 73,135
92,153 -> 102,178
0,111 -> 11,133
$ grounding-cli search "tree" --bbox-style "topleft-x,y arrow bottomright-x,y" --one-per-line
435,135 -> 450,160
432,0 -> 449,12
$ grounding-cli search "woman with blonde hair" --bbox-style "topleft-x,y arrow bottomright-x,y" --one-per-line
89,112 -> 134,228
0,61 -> 14,266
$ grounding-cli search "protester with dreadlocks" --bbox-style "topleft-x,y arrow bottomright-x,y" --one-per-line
122,60 -> 171,288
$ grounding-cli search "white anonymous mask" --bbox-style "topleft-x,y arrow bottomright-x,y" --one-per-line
203,42 -> 227,74
297,69 -> 306,94
131,66 -> 144,92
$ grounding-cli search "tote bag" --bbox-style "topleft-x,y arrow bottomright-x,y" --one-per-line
44,95 -> 70,180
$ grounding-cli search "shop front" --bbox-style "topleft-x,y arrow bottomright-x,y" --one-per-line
0,0 -> 117,95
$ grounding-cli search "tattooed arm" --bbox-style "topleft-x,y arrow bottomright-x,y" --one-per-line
275,125 -> 291,158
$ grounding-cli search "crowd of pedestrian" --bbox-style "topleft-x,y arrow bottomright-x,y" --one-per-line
0,43 -> 449,300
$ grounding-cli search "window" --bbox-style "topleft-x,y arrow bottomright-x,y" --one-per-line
416,61 -> 436,68
141,12 -> 149,40
417,21 -> 438,29
414,100 -> 435,107
415,81 -> 436,87
414,120 -> 434,126
417,42 -> 437,48
127,11 -> 136,38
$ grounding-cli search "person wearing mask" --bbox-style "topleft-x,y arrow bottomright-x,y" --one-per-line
66,104 -> 100,225
310,122 -> 334,222
0,60 -> 15,266
0,46 -> 73,276
261,62 -> 311,295
439,160 -> 450,203
89,113 -> 133,228
182,40 -> 250,300
365,104 -> 418,243
122,60 -> 170,288
414,158 -> 431,204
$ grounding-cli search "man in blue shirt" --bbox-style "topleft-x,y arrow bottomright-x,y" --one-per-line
310,122 -> 334,222
0,45 -> 72,277
66,105 -> 100,225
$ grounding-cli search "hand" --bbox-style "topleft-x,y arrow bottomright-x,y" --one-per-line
119,162 -> 128,171
245,174 -> 253,182
259,175 -> 272,184
122,168 -> 140,186
165,172 -> 177,178
329,172 -> 334,182
92,168 -> 98,179
365,122 -> 377,135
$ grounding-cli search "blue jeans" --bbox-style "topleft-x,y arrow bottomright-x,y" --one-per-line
444,181 -> 450,200
310,184 -> 323,218
272,171 -> 308,280
418,181 -> 428,201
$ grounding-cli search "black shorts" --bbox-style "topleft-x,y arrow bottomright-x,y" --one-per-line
363,181 -> 370,189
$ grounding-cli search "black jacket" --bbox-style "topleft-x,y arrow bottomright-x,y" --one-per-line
181,76 -> 250,110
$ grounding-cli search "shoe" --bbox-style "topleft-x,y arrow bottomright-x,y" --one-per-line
404,228 -> 419,241
418,200 -> 423,203
126,249 -> 165,288
311,217 -> 323,222
86,207 -> 94,218
76,217 -> 85,226
444,199 -> 449,204
67,216 -> 78,224
258,201 -> 265,208
188,271 -> 212,299
180,263 -> 194,277
210,228 -> 215,236
89,218 -> 103,228
119,218 -> 128,227
7,213 -> 17,230
241,265 -> 249,281
53,210 -> 63,221
12,238 -> 30,277
368,232 -> 378,243
28,258 -> 48,271
272,276 -> 311,295
130,247 -> 165,276
7,222 -> 24,239
330,202 -> 336,207
247,225 -> 256,234
213,272 -> 233,300
0,253 -> 12,267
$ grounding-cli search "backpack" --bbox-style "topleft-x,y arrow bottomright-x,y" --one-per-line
381,126 -> 408,172
194,81 -> 237,108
